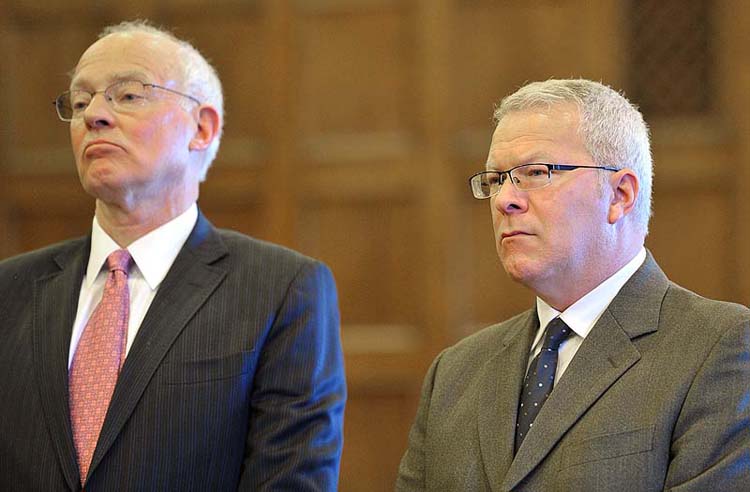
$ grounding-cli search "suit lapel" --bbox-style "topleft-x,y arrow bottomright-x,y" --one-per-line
32,238 -> 90,490
88,213 -> 229,476
478,311 -> 538,491
501,253 -> 669,491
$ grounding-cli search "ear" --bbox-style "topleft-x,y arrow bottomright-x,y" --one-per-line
188,105 -> 220,152
607,169 -> 639,224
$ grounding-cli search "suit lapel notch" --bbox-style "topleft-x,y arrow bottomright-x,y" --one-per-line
607,251 -> 667,340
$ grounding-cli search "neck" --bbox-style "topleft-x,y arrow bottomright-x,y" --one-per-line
536,242 -> 644,311
95,199 -> 195,247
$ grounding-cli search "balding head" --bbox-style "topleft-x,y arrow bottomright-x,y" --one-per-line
85,20 -> 224,179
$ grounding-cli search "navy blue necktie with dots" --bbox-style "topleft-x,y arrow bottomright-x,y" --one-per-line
514,317 -> 573,453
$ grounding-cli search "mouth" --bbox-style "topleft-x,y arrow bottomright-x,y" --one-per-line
501,231 -> 531,241
83,140 -> 123,157
85,140 -> 120,150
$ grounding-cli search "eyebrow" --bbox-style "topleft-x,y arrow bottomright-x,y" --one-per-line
70,71 -> 150,90
486,153 -> 557,170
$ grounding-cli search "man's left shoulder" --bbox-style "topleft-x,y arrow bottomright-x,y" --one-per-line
664,281 -> 750,328
214,228 -> 330,280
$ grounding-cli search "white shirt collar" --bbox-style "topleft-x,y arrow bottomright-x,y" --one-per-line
85,203 -> 198,290
535,247 -> 647,341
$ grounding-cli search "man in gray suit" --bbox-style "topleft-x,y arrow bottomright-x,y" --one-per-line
396,79 -> 750,491
0,20 -> 345,490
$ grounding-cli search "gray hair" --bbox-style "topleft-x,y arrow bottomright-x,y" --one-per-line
494,79 -> 653,234
99,20 -> 224,180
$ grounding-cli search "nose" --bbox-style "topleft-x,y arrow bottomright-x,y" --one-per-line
492,178 -> 528,216
82,93 -> 115,130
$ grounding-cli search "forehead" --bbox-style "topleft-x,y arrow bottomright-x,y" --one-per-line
487,104 -> 590,169
71,32 -> 181,88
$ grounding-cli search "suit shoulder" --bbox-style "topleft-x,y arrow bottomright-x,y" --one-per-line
664,282 -> 750,328
216,228 -> 319,265
420,310 -> 534,402
0,237 -> 86,278
214,228 -> 330,278
440,309 -> 534,365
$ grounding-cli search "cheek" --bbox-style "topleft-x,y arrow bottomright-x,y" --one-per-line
129,119 -> 161,146
138,112 -> 192,156
553,200 -> 601,253
69,124 -> 88,173
490,204 -> 500,229
490,200 -> 507,232
70,123 -> 85,153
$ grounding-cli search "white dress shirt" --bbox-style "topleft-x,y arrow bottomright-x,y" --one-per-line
68,204 -> 198,368
529,247 -> 647,384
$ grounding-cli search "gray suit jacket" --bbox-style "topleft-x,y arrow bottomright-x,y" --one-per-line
397,253 -> 750,491
0,212 -> 346,491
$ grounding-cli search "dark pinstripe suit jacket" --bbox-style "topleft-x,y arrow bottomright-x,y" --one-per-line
0,212 -> 346,491
397,253 -> 750,491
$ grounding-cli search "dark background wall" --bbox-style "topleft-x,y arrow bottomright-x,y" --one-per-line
2,1 -> 749,489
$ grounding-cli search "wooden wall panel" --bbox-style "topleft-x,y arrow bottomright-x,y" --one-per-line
340,392 -> 419,491
296,4 -> 416,135
2,175 -> 92,252
166,16 -> 269,170
5,25 -> 90,173
648,190 -> 733,301
452,0 -> 625,131
298,199 -> 422,327
716,0 -> 750,304
645,118 -> 738,301
2,2 -> 749,491
0,24 -> 12,176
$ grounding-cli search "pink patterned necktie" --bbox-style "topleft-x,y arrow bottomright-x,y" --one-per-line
69,249 -> 132,484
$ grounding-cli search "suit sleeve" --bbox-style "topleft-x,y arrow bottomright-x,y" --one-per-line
238,261 -> 346,491
396,350 -> 445,492
665,316 -> 750,491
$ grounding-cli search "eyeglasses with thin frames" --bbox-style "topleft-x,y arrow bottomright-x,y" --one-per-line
53,79 -> 202,121
469,163 -> 619,199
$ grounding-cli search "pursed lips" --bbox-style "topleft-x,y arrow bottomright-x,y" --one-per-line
85,139 -> 120,149
83,140 -> 124,156
500,230 -> 532,241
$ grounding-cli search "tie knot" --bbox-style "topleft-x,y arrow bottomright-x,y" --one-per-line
542,318 -> 572,351
106,249 -> 132,274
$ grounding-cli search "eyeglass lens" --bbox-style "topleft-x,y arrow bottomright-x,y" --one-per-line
56,81 -> 150,120
473,164 -> 552,197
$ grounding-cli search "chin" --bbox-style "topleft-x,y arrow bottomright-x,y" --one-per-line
81,156 -> 123,181
500,253 -> 544,288
501,256 -> 528,281
81,172 -> 125,202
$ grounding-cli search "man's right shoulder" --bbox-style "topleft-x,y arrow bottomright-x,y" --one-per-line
437,309 -> 535,370
0,237 -> 87,279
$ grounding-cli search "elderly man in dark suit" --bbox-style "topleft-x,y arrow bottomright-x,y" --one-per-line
0,20 -> 345,491
396,79 -> 750,491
